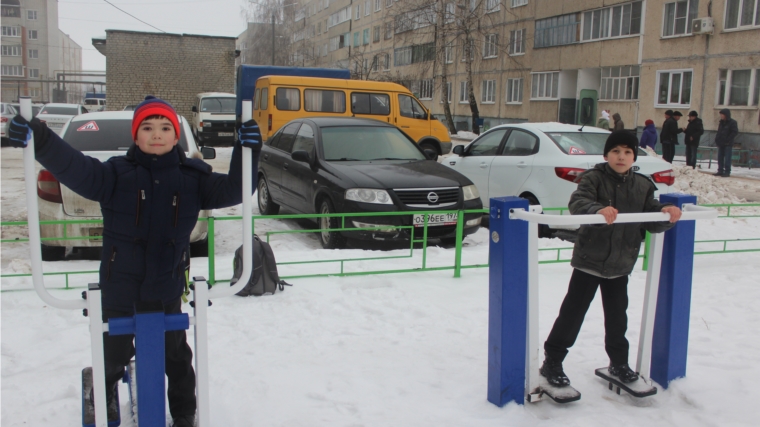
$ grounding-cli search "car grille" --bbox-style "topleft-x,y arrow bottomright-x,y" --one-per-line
393,187 -> 459,208
204,121 -> 235,131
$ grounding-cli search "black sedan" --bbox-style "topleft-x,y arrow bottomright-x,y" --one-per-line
257,117 -> 483,248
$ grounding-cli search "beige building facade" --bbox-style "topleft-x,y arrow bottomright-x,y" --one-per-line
285,0 -> 760,149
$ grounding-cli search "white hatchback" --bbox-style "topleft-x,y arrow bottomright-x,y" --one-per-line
445,122 -> 674,231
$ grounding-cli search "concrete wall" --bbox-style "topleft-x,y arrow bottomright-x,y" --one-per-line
103,30 -> 236,118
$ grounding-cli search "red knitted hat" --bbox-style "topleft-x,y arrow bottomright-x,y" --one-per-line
645,119 -> 654,126
131,96 -> 180,141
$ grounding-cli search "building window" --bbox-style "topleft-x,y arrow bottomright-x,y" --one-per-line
1,65 -> 24,76
419,79 -> 434,100
512,0 -> 528,7
328,7 -> 351,28
483,34 -> 498,58
27,29 -> 38,40
487,0 -> 501,13
600,66 -> 640,100
534,14 -> 578,48
363,28 -> 370,45
531,72 -> 559,100
379,53 -> 390,70
394,46 -> 412,66
441,81 -> 452,103
375,0 -> 381,12
28,68 -> 40,78
656,69 -> 693,106
27,10 -> 37,20
384,21 -> 393,39
459,81 -> 469,103
482,80 -> 496,103
356,4 -> 361,20
1,45 -> 21,56
393,42 -> 435,66
30,88 -> 40,98
329,34 -> 348,51
509,29 -> 526,54
445,42 -> 454,63
663,0 -> 699,36
445,3 -> 456,23
717,69 -> 760,106
506,78 -> 523,104
2,6 -> 21,18
2,26 -> 21,37
582,1 -> 643,41
386,0 -> 393,7
28,49 -> 39,59
365,0 -> 371,15
461,38 -> 474,61
725,0 -> 760,29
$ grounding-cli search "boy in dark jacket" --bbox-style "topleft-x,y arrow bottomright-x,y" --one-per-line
682,111 -> 704,169
660,110 -> 681,163
639,119 -> 657,150
539,130 -> 682,387
714,108 -> 739,177
8,96 -> 262,427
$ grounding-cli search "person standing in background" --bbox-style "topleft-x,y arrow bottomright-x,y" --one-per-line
639,119 -> 657,151
682,111 -> 704,169
714,109 -> 739,177
612,113 -> 625,131
660,110 -> 681,163
597,110 -> 611,130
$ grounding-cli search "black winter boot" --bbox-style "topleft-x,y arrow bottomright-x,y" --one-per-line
608,363 -> 639,383
539,353 -> 570,387
172,414 -> 197,427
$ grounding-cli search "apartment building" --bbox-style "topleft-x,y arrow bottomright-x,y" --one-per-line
1,0 -> 83,103
287,0 -> 759,147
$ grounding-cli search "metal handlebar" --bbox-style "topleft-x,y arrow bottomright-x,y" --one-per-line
508,203 -> 718,225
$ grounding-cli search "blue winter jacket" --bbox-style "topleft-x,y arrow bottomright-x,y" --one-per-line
639,123 -> 657,150
34,131 -> 258,311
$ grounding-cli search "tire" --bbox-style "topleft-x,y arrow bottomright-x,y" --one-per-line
257,177 -> 280,215
524,195 -> 554,239
41,244 -> 65,261
318,198 -> 346,249
190,237 -> 209,257
419,141 -> 438,154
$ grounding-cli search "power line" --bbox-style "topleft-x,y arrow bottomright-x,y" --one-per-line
101,0 -> 166,33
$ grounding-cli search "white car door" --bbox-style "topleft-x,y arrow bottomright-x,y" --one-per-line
447,129 -> 508,206
487,129 -> 538,206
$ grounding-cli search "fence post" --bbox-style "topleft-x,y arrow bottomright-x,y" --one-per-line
487,196 -> 529,406
650,193 -> 697,388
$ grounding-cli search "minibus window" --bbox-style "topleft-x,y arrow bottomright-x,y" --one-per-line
253,88 -> 260,110
304,89 -> 346,113
260,88 -> 268,109
398,95 -> 426,119
276,87 -> 301,111
351,93 -> 390,115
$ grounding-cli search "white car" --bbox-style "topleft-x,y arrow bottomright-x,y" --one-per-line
37,111 -> 216,260
445,122 -> 674,235
1,102 -> 18,145
37,103 -> 88,135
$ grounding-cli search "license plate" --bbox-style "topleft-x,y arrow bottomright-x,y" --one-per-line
218,132 -> 233,137
48,123 -> 63,128
88,228 -> 104,239
413,213 -> 458,227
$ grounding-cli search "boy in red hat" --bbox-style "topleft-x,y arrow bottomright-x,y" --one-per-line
8,95 -> 262,427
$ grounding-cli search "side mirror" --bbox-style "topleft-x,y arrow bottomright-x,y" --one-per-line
452,145 -> 465,155
201,147 -> 216,160
191,106 -> 198,113
291,150 -> 311,163
423,149 -> 438,161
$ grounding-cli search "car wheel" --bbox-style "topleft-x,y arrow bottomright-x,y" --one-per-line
41,244 -> 65,261
190,237 -> 209,257
524,195 -> 554,239
257,177 -> 280,215
318,198 -> 346,249
419,141 -> 438,154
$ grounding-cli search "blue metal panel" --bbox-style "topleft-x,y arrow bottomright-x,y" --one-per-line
134,308 -> 168,426
487,196 -> 530,406
651,193 -> 697,388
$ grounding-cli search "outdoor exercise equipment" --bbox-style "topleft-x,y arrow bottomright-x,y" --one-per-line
486,195 -> 717,405
19,96 -> 257,426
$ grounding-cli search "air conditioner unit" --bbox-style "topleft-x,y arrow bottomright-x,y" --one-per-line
692,17 -> 714,34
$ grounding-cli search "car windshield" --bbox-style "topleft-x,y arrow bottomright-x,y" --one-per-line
321,126 -> 426,161
40,106 -> 79,115
546,132 -> 648,157
84,99 -> 103,105
200,98 -> 235,113
62,118 -> 189,152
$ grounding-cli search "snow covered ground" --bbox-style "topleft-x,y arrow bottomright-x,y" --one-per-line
2,147 -> 760,426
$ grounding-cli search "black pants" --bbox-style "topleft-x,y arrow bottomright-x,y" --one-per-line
685,145 -> 698,168
662,142 -> 675,163
717,144 -> 733,175
544,269 -> 630,366
102,298 -> 196,418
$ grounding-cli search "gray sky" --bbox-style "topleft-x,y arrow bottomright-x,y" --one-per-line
59,0 -> 251,71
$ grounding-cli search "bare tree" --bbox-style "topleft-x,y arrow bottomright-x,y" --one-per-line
242,0 -> 297,66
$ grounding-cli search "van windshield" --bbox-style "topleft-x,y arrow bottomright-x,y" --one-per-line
84,99 -> 104,105
200,98 -> 236,113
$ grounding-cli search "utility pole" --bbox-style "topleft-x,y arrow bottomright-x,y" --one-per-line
271,13 -> 276,66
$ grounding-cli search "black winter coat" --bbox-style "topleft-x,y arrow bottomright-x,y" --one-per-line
715,108 -> 739,147
34,131 -> 258,311
660,117 -> 680,144
683,118 -> 704,147
569,163 -> 675,278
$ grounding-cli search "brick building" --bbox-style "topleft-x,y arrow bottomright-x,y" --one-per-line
92,30 -> 236,118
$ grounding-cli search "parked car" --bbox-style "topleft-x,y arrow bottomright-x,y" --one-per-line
445,123 -> 674,235
9,102 -> 43,118
123,105 -> 137,111
37,103 -> 89,135
1,102 -> 18,146
257,117 -> 483,249
36,111 -> 216,260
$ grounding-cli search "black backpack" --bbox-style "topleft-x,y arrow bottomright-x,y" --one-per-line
230,235 -> 291,296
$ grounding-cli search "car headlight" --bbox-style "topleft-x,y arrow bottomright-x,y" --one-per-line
462,185 -> 480,201
345,188 -> 393,205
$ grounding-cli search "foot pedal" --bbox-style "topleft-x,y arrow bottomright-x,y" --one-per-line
533,376 -> 581,404
595,367 -> 657,398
